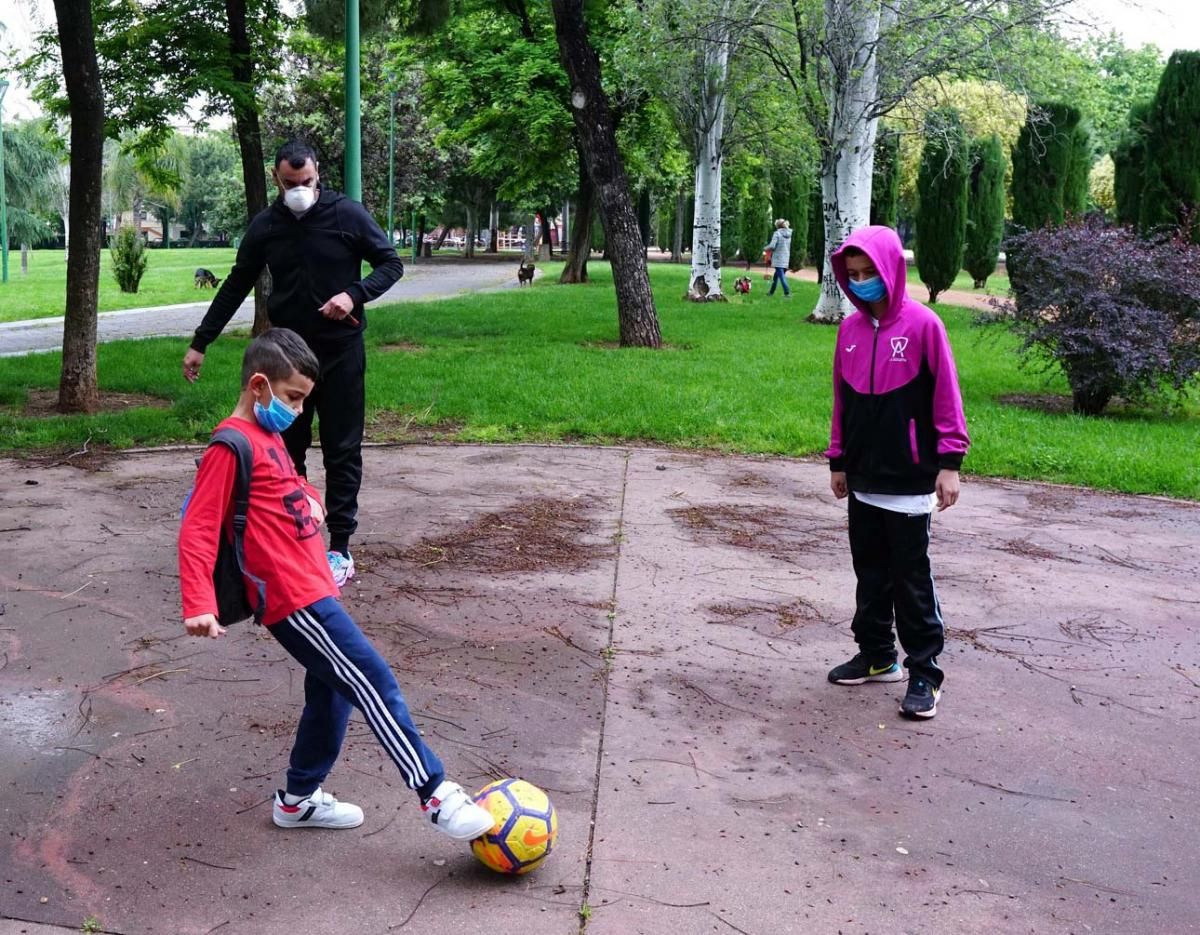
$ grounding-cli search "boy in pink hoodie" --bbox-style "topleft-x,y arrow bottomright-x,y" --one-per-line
824,226 -> 970,718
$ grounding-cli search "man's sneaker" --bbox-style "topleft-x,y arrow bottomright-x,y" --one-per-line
327,551 -> 355,588
900,677 -> 941,719
828,653 -> 904,685
273,787 -> 364,829
422,780 -> 496,842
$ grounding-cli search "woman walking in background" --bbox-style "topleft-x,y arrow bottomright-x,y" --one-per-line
764,219 -> 793,297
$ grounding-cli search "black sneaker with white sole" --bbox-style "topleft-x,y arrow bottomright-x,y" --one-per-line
899,677 -> 941,718
828,653 -> 904,685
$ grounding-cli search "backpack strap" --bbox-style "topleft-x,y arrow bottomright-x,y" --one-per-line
209,427 -> 266,621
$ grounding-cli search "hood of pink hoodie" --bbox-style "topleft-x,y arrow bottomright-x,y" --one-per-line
831,226 -> 908,323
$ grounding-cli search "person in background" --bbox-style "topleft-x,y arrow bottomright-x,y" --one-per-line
182,139 -> 404,587
763,219 -> 793,297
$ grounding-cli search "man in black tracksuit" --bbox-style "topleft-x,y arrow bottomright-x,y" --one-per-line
181,140 -> 404,586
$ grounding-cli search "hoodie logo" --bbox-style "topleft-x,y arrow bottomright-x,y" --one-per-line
889,336 -> 909,361
844,344 -> 856,353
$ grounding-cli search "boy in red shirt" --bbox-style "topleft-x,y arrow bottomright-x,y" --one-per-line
179,328 -> 493,839
824,226 -> 970,719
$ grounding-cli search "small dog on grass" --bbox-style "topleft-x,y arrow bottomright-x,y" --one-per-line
194,268 -> 221,289
517,259 -> 535,286
733,276 -> 752,295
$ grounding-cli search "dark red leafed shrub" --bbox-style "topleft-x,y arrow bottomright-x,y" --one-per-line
990,216 -> 1200,415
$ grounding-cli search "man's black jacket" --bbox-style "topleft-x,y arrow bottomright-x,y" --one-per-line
190,188 -> 404,352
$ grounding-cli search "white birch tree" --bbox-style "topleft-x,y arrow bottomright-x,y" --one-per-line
617,0 -> 770,301
756,0 -> 1078,321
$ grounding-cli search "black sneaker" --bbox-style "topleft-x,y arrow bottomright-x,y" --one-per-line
900,677 -> 940,718
828,653 -> 904,685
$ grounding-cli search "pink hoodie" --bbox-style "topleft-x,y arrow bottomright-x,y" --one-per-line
825,226 -> 969,494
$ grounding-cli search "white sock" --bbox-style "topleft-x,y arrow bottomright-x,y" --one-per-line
283,792 -> 308,806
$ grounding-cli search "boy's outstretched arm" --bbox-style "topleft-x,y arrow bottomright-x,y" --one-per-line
179,444 -> 239,637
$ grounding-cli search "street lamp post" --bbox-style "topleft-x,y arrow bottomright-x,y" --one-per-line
0,77 -> 9,284
387,88 -> 396,245
344,0 -> 361,203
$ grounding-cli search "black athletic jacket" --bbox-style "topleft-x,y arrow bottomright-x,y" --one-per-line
190,189 -> 404,352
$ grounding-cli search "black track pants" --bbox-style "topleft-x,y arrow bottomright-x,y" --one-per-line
847,494 -> 945,686
282,338 -> 365,549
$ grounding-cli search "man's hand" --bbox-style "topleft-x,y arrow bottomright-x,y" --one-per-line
183,348 -> 205,383
306,494 -> 325,526
935,469 -> 961,512
318,292 -> 357,323
185,614 -> 225,638
830,471 -> 849,500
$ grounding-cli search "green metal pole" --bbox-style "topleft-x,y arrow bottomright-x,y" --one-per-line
0,80 -> 8,284
387,90 -> 395,245
411,209 -> 418,263
344,0 -> 361,202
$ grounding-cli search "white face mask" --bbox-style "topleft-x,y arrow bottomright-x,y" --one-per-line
283,185 -> 316,215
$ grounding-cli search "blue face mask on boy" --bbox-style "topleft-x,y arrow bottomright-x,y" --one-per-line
254,380 -> 299,433
848,275 -> 887,303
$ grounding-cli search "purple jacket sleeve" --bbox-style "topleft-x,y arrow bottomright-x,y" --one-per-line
825,327 -> 846,470
924,316 -> 970,469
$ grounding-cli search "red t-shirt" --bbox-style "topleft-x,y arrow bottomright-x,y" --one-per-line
179,416 -> 337,626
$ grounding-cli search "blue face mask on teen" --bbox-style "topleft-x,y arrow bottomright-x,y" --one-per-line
848,275 -> 887,303
254,381 -> 299,433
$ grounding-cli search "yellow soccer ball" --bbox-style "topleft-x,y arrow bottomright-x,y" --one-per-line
470,778 -> 558,875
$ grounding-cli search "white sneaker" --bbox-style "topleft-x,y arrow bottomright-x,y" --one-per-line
422,780 -> 496,841
273,787 -> 364,829
327,551 -> 356,588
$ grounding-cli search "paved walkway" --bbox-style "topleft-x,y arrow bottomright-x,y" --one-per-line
0,259 -> 524,358
2,444 -> 1197,934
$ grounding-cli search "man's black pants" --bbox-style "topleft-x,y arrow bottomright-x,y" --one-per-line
283,337 -> 365,553
847,494 -> 945,686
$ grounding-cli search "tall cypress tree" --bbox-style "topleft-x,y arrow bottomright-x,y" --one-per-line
1064,122 -> 1094,218
1139,51 -> 1200,238
964,135 -> 1007,289
870,131 -> 900,228
1011,102 -> 1082,231
771,168 -> 810,270
808,182 -> 825,270
916,109 -> 969,304
1112,99 -> 1153,226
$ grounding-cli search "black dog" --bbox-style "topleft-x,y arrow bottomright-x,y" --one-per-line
517,259 -> 535,286
195,268 -> 221,289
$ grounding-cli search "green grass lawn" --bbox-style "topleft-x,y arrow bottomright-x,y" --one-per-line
1,261 -> 1196,499
0,247 -> 238,322
905,266 -> 1010,298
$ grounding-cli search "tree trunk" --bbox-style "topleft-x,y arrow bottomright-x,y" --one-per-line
551,0 -> 660,347
226,0 -> 272,336
637,188 -> 651,254
464,203 -> 476,258
811,0 -> 885,323
689,41 -> 730,301
21,244 -> 29,275
672,190 -> 685,262
58,165 -> 71,261
538,210 -> 553,260
524,213 -> 536,260
487,202 -> 499,252
561,159 -> 595,283
53,0 -> 104,414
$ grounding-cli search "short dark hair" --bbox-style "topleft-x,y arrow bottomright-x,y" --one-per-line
841,246 -> 866,258
274,139 -> 318,171
241,328 -> 320,386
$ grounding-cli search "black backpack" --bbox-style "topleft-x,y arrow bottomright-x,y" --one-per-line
182,427 -> 266,625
